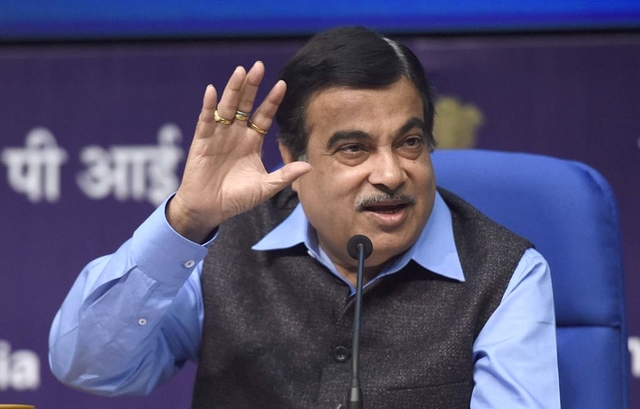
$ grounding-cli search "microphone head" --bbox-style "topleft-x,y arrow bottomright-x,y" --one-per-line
347,235 -> 373,260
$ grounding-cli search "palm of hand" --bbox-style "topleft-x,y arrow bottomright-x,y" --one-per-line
167,62 -> 311,243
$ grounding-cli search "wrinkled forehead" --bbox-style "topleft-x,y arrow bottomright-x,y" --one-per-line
303,78 -> 425,139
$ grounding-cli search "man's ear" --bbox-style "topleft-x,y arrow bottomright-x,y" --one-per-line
278,142 -> 295,165
278,142 -> 301,192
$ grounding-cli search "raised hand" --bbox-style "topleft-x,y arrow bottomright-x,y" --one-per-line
166,61 -> 312,243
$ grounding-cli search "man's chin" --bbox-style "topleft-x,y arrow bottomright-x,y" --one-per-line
365,239 -> 414,266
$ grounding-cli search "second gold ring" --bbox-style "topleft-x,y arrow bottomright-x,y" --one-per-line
247,120 -> 269,136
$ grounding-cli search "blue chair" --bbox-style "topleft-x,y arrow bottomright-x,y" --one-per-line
432,149 -> 629,409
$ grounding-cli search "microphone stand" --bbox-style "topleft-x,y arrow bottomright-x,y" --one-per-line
345,235 -> 373,409
348,240 -> 365,409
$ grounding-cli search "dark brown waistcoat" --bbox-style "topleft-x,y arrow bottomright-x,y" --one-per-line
192,187 -> 532,409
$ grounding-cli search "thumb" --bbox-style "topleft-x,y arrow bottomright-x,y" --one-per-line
262,161 -> 312,194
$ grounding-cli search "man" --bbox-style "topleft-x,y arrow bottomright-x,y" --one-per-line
49,27 -> 560,408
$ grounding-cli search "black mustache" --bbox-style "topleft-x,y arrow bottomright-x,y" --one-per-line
355,193 -> 415,211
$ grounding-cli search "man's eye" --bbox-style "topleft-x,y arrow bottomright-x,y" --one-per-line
403,136 -> 423,147
333,143 -> 369,164
339,144 -> 365,154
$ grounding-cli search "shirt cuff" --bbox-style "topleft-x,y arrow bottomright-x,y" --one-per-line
130,195 -> 215,286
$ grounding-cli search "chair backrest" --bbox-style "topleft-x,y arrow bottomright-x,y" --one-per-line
432,149 -> 629,409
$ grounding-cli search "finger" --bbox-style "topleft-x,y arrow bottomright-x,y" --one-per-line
217,66 -> 247,120
262,161 -> 313,196
194,84 -> 219,140
236,61 -> 265,116
248,80 -> 287,136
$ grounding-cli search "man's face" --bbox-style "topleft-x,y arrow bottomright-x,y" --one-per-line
285,78 -> 436,275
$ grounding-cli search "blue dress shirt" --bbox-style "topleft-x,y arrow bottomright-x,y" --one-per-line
49,191 -> 560,408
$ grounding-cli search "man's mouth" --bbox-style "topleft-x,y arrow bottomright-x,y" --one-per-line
363,202 -> 411,214
356,194 -> 415,213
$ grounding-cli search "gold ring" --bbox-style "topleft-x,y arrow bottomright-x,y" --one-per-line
214,110 -> 233,125
248,120 -> 269,136
234,110 -> 250,121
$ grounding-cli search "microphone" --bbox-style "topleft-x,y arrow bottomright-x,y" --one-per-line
347,235 -> 373,260
345,234 -> 373,409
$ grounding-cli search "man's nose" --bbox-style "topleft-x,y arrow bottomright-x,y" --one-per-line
367,151 -> 406,191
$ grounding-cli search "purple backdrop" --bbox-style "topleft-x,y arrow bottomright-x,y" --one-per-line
1,34 -> 639,407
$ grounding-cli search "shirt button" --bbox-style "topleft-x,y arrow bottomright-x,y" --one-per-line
333,346 -> 350,363
183,260 -> 195,268
138,318 -> 148,326
307,250 -> 316,259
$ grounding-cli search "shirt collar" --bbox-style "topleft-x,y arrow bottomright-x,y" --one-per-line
252,190 -> 464,282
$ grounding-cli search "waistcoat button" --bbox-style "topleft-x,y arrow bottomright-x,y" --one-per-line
333,345 -> 350,363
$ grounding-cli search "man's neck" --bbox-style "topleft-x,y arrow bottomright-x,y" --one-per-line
333,261 -> 383,287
